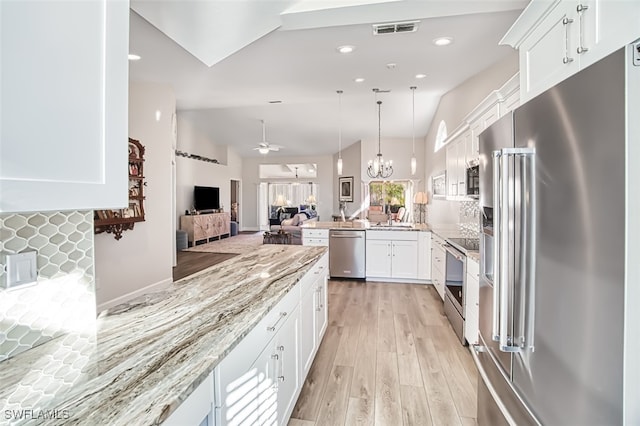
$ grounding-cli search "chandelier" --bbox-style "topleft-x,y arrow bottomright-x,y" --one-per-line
367,100 -> 393,179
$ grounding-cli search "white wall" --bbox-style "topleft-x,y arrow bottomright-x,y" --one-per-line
94,82 -> 175,310
423,53 -> 518,224
331,137 -> 426,219
360,137 -> 425,185
332,140 -> 362,217
175,114 -> 243,229
242,155 -> 333,229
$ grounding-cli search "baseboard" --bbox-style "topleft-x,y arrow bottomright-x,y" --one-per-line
242,227 -> 260,231
364,277 -> 431,285
96,277 -> 173,313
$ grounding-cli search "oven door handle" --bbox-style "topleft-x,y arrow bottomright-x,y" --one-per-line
443,244 -> 464,261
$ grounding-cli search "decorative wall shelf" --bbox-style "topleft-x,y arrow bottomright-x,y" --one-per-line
94,138 -> 146,240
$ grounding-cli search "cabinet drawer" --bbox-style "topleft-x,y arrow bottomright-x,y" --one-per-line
220,283 -> 300,373
300,255 -> 328,295
303,237 -> 328,247
304,229 -> 329,238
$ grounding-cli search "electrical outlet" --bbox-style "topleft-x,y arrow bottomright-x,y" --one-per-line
2,250 -> 37,289
633,41 -> 640,66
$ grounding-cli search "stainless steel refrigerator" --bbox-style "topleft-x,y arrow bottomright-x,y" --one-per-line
476,44 -> 640,425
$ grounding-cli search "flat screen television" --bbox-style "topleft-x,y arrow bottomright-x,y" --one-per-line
194,186 -> 220,211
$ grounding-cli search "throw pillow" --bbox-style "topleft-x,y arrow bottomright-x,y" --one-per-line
290,214 -> 301,226
281,218 -> 294,226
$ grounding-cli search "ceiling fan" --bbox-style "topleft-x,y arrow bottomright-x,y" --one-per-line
253,120 -> 283,154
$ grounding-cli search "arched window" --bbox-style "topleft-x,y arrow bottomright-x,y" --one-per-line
434,120 -> 447,152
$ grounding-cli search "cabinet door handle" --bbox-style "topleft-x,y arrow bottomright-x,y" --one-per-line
271,353 -> 280,389
562,17 -> 574,64
277,345 -> 285,382
315,287 -> 322,311
576,4 -> 589,54
266,312 -> 287,331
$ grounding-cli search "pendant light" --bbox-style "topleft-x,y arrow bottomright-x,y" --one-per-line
337,90 -> 343,175
367,100 -> 393,179
410,86 -> 417,175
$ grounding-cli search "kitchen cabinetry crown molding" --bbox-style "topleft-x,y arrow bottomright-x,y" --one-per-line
441,73 -> 518,149
500,0 -> 562,47
442,122 -> 470,148
497,73 -> 520,100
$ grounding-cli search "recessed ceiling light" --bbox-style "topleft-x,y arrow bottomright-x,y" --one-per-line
386,63 -> 397,69
128,54 -> 141,61
433,37 -> 453,46
354,77 -> 365,83
337,45 -> 355,54
416,73 -> 427,79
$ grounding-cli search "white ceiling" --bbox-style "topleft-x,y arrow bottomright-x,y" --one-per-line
129,1 -> 526,158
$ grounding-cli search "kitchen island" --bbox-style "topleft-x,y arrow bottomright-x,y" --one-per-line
0,243 -> 327,425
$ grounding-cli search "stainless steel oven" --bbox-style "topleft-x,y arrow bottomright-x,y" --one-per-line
443,242 -> 466,344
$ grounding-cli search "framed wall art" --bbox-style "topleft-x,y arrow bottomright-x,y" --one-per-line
339,176 -> 354,202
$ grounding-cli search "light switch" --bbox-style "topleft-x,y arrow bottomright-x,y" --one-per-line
2,250 -> 37,289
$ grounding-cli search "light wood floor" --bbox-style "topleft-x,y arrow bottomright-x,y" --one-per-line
290,280 -> 478,426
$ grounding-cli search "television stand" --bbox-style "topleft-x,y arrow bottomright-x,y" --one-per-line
180,212 -> 231,246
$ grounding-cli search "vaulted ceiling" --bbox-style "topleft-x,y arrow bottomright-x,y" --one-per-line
129,0 -> 527,158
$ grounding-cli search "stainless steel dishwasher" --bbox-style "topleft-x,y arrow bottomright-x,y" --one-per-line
329,229 -> 365,278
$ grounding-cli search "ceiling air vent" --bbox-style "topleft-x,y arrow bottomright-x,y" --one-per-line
373,20 -> 419,35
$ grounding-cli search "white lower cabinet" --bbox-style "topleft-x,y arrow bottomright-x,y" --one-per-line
212,253 -> 328,426
417,232 -> 432,280
365,239 -> 392,277
431,235 -> 446,301
274,306 -> 300,426
464,257 -> 480,345
365,231 -> 421,281
302,228 -> 329,246
299,284 -> 317,375
391,240 -> 418,279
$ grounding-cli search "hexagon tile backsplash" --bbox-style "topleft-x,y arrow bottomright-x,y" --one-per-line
0,211 -> 96,361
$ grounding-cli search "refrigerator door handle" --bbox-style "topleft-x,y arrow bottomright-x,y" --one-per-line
498,147 -> 535,353
518,149 -> 537,352
491,150 -> 502,342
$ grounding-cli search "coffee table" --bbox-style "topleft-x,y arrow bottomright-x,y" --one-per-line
263,230 -> 291,245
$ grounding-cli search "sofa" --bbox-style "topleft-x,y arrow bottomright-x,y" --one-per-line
269,212 -> 318,244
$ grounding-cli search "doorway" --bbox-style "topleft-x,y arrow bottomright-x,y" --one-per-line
230,179 -> 240,228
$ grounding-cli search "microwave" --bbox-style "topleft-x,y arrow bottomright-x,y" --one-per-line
466,165 -> 479,197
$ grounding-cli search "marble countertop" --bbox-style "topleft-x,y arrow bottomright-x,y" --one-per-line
428,223 -> 481,261
0,244 -> 327,425
302,221 -> 431,231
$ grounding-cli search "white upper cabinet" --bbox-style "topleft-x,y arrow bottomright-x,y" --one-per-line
0,1 -> 129,213
502,0 -> 640,103
578,0 -> 640,69
444,83 -> 508,201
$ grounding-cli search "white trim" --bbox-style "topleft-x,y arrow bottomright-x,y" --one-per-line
498,73 -> 520,99
500,0 -> 561,48
464,90 -> 502,123
96,277 -> 173,313
442,121 -> 469,147
365,277 -> 430,285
